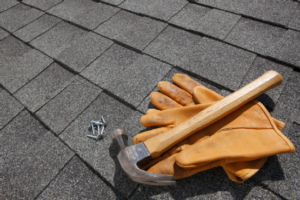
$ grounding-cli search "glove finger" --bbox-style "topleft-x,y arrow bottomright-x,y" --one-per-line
157,81 -> 194,106
146,109 -> 161,115
150,92 -> 182,110
223,158 -> 268,183
193,85 -> 223,104
133,127 -> 171,144
140,104 -> 211,127
172,74 -> 202,94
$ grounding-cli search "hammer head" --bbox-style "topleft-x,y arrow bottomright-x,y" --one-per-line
111,129 -> 176,185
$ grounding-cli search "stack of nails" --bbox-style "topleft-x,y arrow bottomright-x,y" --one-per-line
87,116 -> 107,140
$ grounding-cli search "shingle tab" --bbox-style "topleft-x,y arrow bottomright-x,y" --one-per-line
0,28 -> 9,40
36,77 -> 102,134
56,32 -> 113,72
95,10 -> 167,50
15,63 -> 75,112
288,4 -> 300,31
225,18 -> 286,55
180,37 -> 256,90
37,156 -> 121,199
0,88 -> 24,129
48,0 -> 120,30
170,5 -> 241,40
252,123 -> 300,199
99,0 -> 124,5
120,0 -> 188,21
0,37 -> 53,93
60,93 -> 138,197
23,0 -> 63,11
31,21 -> 87,58
0,4 -> 43,32
14,14 -> 61,42
145,27 -> 256,90
239,57 -> 293,109
270,71 -> 300,135
144,26 -> 203,67
195,0 -> 298,26
139,167 -> 227,199
267,30 -> 300,68
0,111 -> 74,199
82,44 -> 171,107
0,0 -> 19,12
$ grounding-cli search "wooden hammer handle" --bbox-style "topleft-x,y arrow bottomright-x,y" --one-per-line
144,70 -> 282,158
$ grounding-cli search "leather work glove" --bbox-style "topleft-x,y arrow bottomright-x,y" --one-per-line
134,74 -> 295,183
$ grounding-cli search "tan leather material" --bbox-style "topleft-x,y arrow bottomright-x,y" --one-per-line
150,92 -> 182,110
158,81 -> 193,106
135,74 -> 294,182
133,127 -> 171,144
172,74 -> 201,94
223,158 -> 268,183
193,85 -> 224,104
140,103 -> 212,127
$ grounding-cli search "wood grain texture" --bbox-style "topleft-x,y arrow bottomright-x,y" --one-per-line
144,70 -> 282,158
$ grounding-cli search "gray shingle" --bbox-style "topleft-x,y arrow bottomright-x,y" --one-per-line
95,10 -> 167,50
129,189 -> 147,200
0,111 -> 74,199
267,30 -> 300,68
0,88 -> 24,129
37,156 -> 121,199
244,187 -> 282,199
270,71 -> 300,135
14,14 -> 61,42
48,0 -> 120,30
99,0 -> 124,5
225,18 -> 286,55
170,5 -> 241,40
0,4 -> 43,32
137,68 -> 221,113
253,123 -> 300,199
23,0 -> 63,11
288,4 -> 300,31
195,0 -> 298,26
139,167 -> 228,199
14,63 -> 75,112
239,57 -> 293,109
120,0 -> 188,21
0,0 -> 19,12
56,32 -> 113,72
60,93 -> 138,197
245,0 -> 298,26
195,0 -> 248,14
0,36 -> 53,93
144,26 -> 203,67
31,21 -> 87,58
145,26 -> 256,90
180,37 -> 256,90
0,28 -> 9,40
82,44 -> 171,107
36,77 -> 102,134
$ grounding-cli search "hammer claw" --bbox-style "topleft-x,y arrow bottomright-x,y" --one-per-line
111,129 -> 176,186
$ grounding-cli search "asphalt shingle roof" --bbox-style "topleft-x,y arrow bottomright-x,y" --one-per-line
0,0 -> 299,199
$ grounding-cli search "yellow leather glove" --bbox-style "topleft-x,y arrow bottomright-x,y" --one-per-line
134,74 -> 295,182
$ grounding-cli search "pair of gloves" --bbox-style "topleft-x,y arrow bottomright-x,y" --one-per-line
134,74 -> 295,183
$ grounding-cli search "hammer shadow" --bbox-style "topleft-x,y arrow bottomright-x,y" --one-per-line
109,143 -> 139,199
136,156 -> 285,200
256,93 -> 275,111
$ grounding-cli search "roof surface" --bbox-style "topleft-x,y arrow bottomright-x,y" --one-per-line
0,0 -> 300,199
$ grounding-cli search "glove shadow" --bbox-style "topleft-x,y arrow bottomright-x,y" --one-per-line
138,156 -> 285,200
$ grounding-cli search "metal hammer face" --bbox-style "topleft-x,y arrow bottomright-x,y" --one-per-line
111,129 -> 176,185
